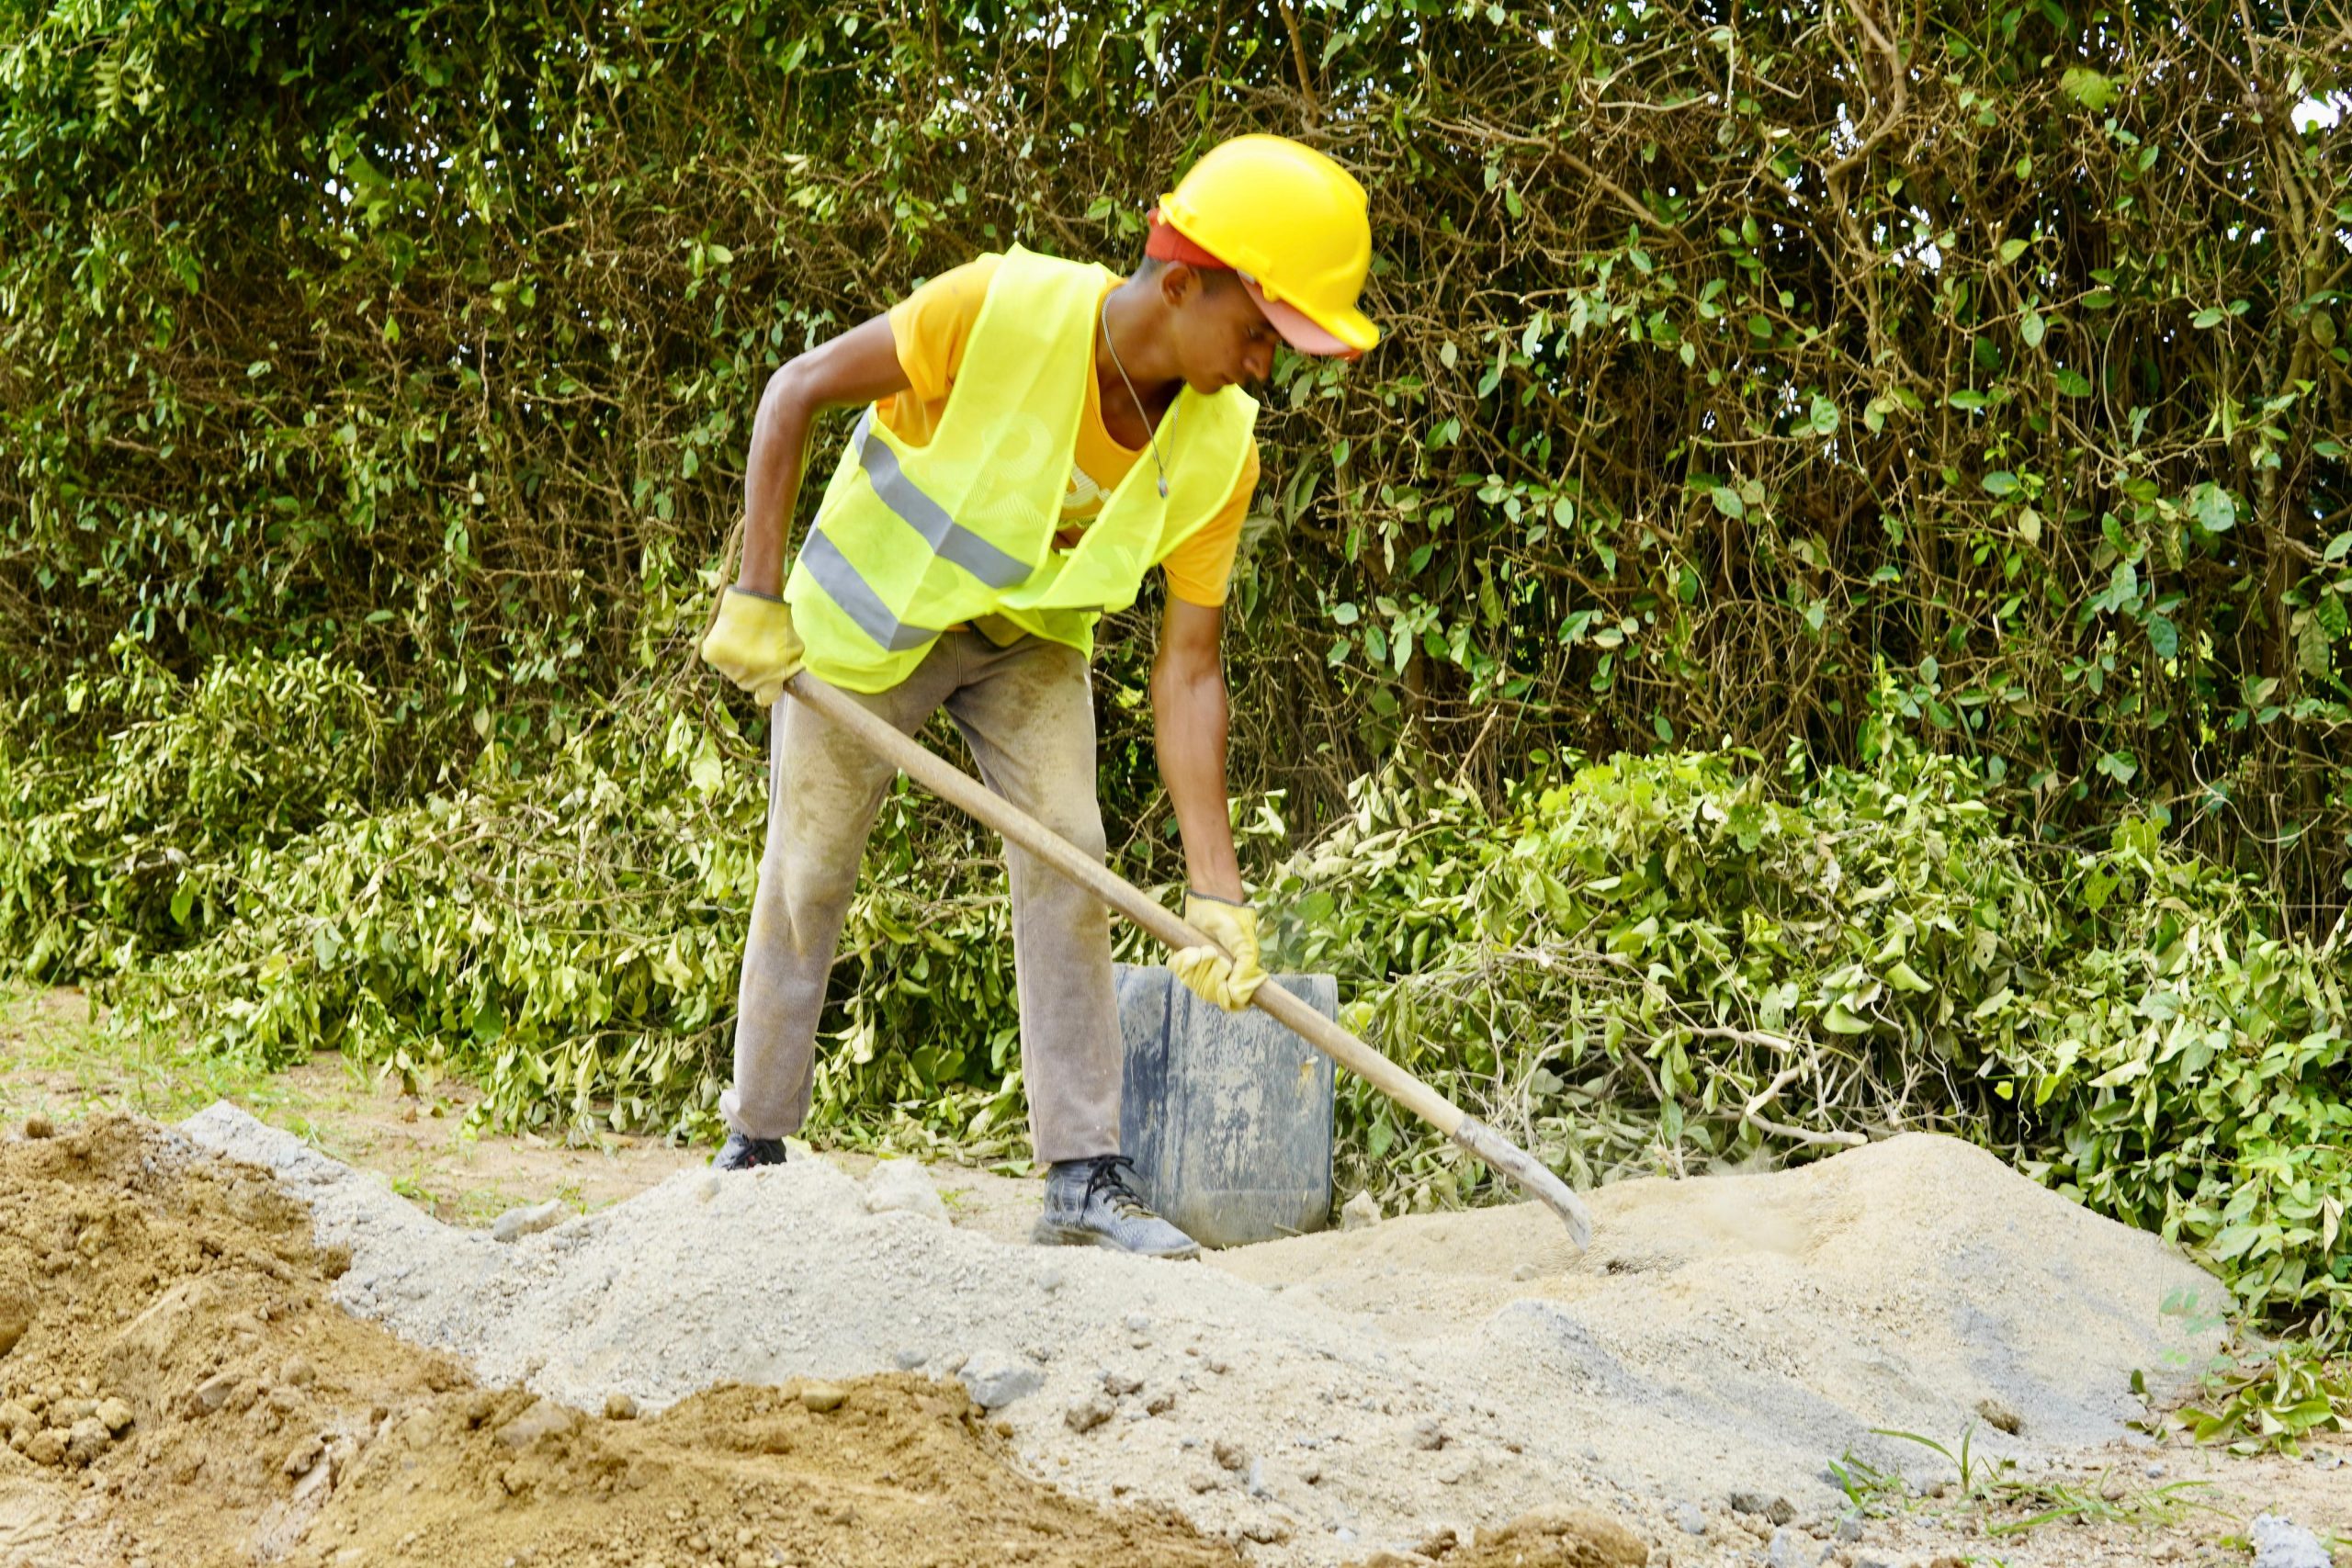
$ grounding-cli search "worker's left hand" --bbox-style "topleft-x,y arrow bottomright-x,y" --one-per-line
1170,891 -> 1268,1013
699,585 -> 805,706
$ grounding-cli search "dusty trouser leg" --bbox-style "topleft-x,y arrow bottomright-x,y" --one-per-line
720,649 -> 961,1140
944,635 -> 1123,1165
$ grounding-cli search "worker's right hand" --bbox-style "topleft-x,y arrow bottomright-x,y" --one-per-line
1170,892 -> 1268,1013
698,587 -> 805,706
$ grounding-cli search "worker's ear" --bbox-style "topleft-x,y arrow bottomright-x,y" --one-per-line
1156,262 -> 1203,310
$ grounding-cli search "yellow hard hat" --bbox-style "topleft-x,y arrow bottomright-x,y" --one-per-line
1152,134 -> 1379,357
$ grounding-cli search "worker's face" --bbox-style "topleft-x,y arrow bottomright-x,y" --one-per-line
1160,265 -> 1280,394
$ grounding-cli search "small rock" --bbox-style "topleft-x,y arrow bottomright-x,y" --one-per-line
22,1112 -> 52,1139
959,1355 -> 1044,1410
94,1398 -> 133,1437
2144,1461 -> 2165,1478
1123,1312 -> 1151,1334
1673,1502 -> 1708,1536
1973,1395 -> 2023,1435
1410,1416 -> 1447,1451
604,1392 -> 638,1421
1340,1190 -> 1382,1231
1767,1526 -> 1803,1568
1213,1438 -> 1250,1472
1187,1472 -> 1217,1494
1065,1396 -> 1114,1434
64,1417 -> 110,1466
1510,1261 -> 1540,1280
0,1401 -> 33,1439
24,1428 -> 64,1466
1145,1388 -> 1177,1416
1102,1370 -> 1144,1397
1835,1514 -> 1864,1541
192,1373 -> 239,1415
863,1159 -> 947,1222
494,1398 -> 582,1449
490,1199 -> 567,1244
1731,1490 -> 1796,1526
280,1355 -> 316,1389
695,1173 -> 721,1203
892,1348 -> 928,1371
1241,1519 -> 1289,1544
1036,1267 -> 1063,1293
2249,1514 -> 2332,1568
282,1434 -> 324,1477
797,1383 -> 848,1415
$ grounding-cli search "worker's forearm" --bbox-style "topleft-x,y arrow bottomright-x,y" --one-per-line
736,374 -> 818,596
1152,665 -> 1244,901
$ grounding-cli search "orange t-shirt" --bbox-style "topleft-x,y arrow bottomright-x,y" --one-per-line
881,255 -> 1258,608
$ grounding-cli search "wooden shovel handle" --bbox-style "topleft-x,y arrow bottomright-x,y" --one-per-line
780,671 -> 1593,1250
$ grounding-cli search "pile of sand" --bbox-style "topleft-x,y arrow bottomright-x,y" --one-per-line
0,1116 -> 1245,1567
183,1105 -> 2222,1564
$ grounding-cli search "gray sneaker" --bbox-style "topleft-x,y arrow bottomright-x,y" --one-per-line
1032,1156 -> 1201,1259
713,1132 -> 787,1171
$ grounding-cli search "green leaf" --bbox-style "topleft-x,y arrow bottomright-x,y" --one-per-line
2191,483 -> 2236,533
2147,615 -> 2179,660
1983,470 -> 2018,497
2019,309 -> 2046,348
2053,367 -> 2094,397
2060,66 -> 2118,111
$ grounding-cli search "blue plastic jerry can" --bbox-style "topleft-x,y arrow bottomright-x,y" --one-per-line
1113,963 -> 1337,1249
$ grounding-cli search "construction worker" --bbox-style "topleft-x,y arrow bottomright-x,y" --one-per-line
697,134 -> 1378,1258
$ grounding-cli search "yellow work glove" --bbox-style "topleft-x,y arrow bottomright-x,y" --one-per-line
698,586 -> 804,706
1170,891 -> 1268,1013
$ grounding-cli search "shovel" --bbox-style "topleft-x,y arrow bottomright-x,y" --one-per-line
781,671 -> 1594,1251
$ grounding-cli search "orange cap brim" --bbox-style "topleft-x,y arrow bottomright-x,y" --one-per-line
1238,275 -> 1362,360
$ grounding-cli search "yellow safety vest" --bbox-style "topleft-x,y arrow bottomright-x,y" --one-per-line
783,246 -> 1259,693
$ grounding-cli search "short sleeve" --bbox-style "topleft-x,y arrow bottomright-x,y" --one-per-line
885,254 -> 1004,404
1161,439 -> 1261,607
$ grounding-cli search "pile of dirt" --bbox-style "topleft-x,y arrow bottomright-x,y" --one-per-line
0,1115 -> 1242,1567
182,1103 -> 2222,1565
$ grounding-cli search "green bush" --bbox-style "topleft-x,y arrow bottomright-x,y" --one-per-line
1267,743 -> 2350,1332
0,639 -> 383,974
97,681 -> 1038,1145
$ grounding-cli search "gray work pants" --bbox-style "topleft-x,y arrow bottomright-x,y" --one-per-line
718,630 -> 1122,1164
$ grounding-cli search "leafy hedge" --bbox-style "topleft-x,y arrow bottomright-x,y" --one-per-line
3,0 -> 2346,913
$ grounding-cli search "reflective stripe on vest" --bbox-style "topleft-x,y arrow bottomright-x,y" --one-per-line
848,410 -> 1031,589
795,531 -> 941,653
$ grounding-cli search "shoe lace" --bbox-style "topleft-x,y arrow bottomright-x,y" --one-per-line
1083,1156 -> 1155,1220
